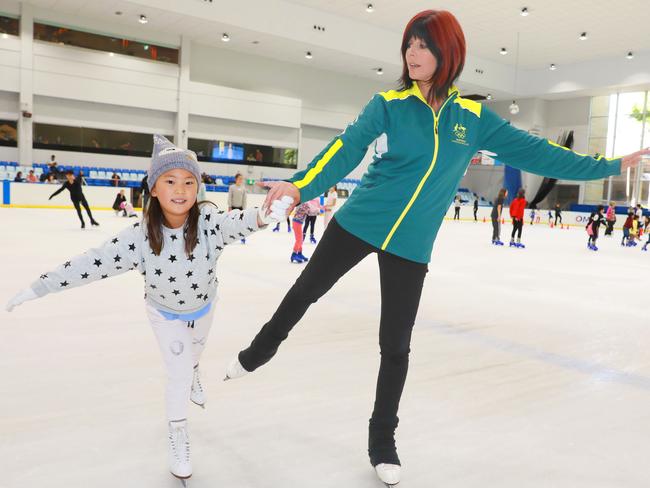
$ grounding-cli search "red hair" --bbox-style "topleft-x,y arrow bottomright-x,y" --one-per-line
399,10 -> 466,104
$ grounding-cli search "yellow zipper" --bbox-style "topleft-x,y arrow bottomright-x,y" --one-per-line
380,95 -> 453,251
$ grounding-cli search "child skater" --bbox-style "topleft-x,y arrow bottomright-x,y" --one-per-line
49,170 -> 100,229
491,188 -> 507,245
290,198 -> 322,263
642,216 -> 650,251
509,188 -> 527,248
586,205 -> 606,251
622,212 -> 633,246
6,135 -> 288,485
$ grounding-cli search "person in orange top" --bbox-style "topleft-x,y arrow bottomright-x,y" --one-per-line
509,188 -> 527,248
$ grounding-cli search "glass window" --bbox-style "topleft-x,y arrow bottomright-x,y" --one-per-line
0,120 -> 18,146
33,123 -> 172,157
188,138 -> 298,169
33,22 -> 179,64
0,14 -> 19,36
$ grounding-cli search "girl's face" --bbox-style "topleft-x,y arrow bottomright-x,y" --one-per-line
405,36 -> 438,83
151,168 -> 197,225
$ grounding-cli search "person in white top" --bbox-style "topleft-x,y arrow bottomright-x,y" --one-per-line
323,186 -> 337,227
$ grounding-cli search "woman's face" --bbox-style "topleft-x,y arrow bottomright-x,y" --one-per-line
405,36 -> 438,82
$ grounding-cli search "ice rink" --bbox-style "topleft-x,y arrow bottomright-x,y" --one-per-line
1,206 -> 650,488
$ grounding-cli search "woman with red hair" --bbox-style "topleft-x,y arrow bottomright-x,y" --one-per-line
226,10 -> 648,485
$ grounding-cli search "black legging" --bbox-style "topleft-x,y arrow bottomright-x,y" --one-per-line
555,212 -> 562,225
238,219 -> 428,467
453,207 -> 460,220
511,218 -> 523,239
473,208 -> 478,221
491,217 -> 501,241
72,196 -> 95,225
604,219 -> 615,236
303,215 -> 317,237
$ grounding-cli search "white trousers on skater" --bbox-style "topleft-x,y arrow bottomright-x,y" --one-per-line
323,210 -> 333,228
146,303 -> 215,421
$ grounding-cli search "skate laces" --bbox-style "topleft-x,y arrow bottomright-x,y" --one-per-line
193,369 -> 203,394
170,423 -> 190,462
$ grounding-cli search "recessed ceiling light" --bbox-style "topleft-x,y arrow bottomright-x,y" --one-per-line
376,67 -> 383,75
579,32 -> 588,40
305,51 -> 313,59
520,7 -> 529,16
486,94 -> 492,100
114,11 -> 122,15
626,51 -> 634,59
138,14 -> 148,24
221,33 -> 230,42
143,44 -> 149,51
549,63 -> 557,70
500,47 -> 508,55
366,3 -> 374,12
252,40 -> 259,44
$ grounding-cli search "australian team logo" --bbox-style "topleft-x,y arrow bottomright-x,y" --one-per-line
452,123 -> 469,146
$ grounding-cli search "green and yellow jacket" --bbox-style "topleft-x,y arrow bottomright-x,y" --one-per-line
289,83 -> 621,263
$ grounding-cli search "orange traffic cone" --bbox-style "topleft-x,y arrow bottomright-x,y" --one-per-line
483,216 -> 486,223
502,218 -> 505,224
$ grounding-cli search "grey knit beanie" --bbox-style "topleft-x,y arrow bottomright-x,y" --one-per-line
148,135 -> 201,191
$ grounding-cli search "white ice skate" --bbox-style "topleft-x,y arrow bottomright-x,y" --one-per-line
375,463 -> 400,486
168,419 -> 192,485
190,366 -> 206,409
224,356 -> 249,381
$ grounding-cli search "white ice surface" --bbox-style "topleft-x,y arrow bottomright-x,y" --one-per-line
1,207 -> 649,488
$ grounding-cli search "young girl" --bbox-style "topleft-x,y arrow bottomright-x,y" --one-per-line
586,205 -> 606,251
6,135 -> 288,484
290,199 -> 319,263
509,188 -> 526,248
642,216 -> 650,251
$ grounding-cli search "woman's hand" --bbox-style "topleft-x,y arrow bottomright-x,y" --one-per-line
256,181 -> 300,216
621,147 -> 650,172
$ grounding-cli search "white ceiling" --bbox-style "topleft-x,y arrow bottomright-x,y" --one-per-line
286,0 -> 650,69
5,0 -> 650,99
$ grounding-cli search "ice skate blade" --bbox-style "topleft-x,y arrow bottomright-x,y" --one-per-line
171,472 -> 191,486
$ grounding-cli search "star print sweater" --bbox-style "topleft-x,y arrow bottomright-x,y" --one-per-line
30,205 -> 261,315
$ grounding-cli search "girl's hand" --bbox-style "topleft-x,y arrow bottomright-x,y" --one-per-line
621,147 -> 650,172
6,288 -> 38,312
256,181 -> 300,215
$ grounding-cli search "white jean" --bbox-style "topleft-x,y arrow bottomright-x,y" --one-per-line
146,304 -> 215,421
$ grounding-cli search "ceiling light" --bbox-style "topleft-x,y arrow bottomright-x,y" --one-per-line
520,7 -> 529,16
500,47 -> 508,55
509,101 -> 520,115
221,33 -> 230,42
579,32 -> 587,40
627,51 -> 634,59
252,40 -> 259,44
114,11 -> 122,16
486,94 -> 492,100
376,68 -> 383,75
366,3 -> 374,12
143,44 -> 149,51
138,14 -> 148,24
549,63 -> 557,70
305,51 -> 313,59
